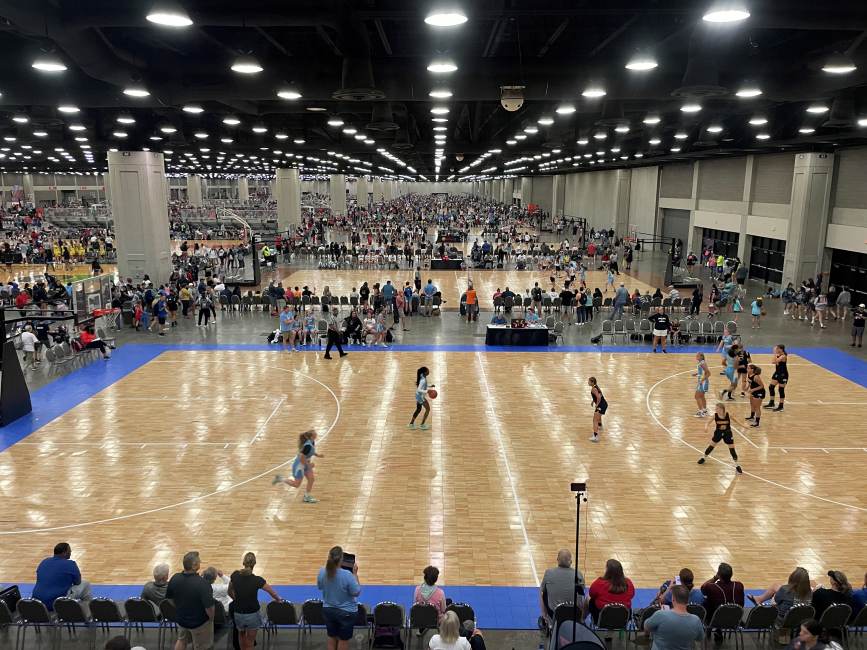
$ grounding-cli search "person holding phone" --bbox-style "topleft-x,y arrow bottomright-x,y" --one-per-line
409,366 -> 434,430
317,546 -> 361,650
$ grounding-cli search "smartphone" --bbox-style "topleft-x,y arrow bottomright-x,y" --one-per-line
340,552 -> 356,571
674,576 -> 681,585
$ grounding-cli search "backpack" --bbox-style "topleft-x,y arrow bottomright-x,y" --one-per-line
371,625 -> 404,648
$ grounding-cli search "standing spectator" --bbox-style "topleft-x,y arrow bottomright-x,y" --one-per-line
587,559 -> 635,622
750,297 -> 763,329
701,562 -> 744,642
539,549 -> 584,628
32,542 -> 92,611
610,283 -> 629,321
836,287 -> 851,321
20,324 -> 41,368
317,546 -> 361,650
414,565 -> 447,619
141,563 -> 170,607
850,304 -> 865,348
166,551 -> 215,650
228,553 -> 282,650
465,283 -> 478,323
644,585 -> 705,650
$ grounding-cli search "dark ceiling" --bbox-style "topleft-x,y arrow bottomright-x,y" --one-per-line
1,0 -> 867,178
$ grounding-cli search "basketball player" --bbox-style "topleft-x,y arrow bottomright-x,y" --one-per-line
648,307 -> 671,353
745,364 -> 765,427
697,403 -> 743,474
719,345 -> 739,401
692,352 -> 710,417
408,366 -> 435,430
765,344 -> 789,412
736,345 -> 752,396
588,376 -> 608,443
272,430 -> 322,504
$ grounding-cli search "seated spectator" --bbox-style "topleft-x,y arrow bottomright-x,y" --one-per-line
32,542 -> 92,611
701,563 -> 744,643
540,549 -> 584,627
429,610 -> 471,650
202,566 -> 232,611
587,559 -> 635,622
79,325 -> 114,359
525,307 -> 541,324
852,572 -> 867,615
461,620 -> 487,650
811,570 -> 853,619
104,636 -> 131,650
141,563 -> 170,607
414,565 -> 447,619
787,619 -> 831,650
343,310 -> 363,345
490,313 -> 507,326
644,585 -> 704,650
655,568 -> 705,608
748,566 -> 813,622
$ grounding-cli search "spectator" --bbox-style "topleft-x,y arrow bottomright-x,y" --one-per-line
201,566 -> 231,611
317,546 -> 361,650
540,549 -> 584,626
462,620 -> 487,650
656,568 -> 705,608
141,563 -> 170,607
429,610 -> 471,650
610,283 -> 629,321
811,570 -> 853,619
701,563 -> 744,643
166,551 -> 215,650
20,324 -> 41,368
79,325 -> 114,359
104,636 -> 132,650
748,567 -> 813,623
414,565 -> 447,619
852,572 -> 867,615
228,552 -> 282,650
587,559 -> 635,622
787,619 -> 831,650
32,542 -> 92,611
851,304 -> 865,348
644,585 -> 704,650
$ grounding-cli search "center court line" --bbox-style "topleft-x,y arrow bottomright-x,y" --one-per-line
475,351 -> 540,586
646,369 -> 867,513
250,397 -> 287,444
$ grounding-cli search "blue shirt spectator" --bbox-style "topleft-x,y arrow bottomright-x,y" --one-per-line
852,574 -> 867,615
32,543 -> 89,610
423,281 -> 436,297
317,566 -> 361,613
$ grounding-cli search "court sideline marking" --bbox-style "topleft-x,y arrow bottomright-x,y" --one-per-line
0,359 -> 341,535
475,350 -> 541,586
645,368 -> 867,513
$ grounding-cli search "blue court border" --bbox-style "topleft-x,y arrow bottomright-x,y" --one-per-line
1,343 -> 863,628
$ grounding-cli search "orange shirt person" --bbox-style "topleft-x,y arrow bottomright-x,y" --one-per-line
465,287 -> 478,322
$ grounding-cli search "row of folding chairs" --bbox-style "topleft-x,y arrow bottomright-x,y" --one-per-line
0,596 -> 476,650
601,319 -> 734,345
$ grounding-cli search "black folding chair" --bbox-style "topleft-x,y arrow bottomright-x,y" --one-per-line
407,603 -> 439,649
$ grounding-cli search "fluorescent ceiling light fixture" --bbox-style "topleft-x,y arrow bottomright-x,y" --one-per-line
354,133 -> 367,140
515,134 -> 527,140
123,86 -> 150,97
806,104 -> 829,114
433,126 -> 447,132
680,103 -> 702,113
194,131 -> 208,139
707,125 -> 723,133
364,139 -> 375,144
643,115 -> 661,125
858,118 -> 867,127
702,3 -> 750,23
68,124 -> 86,132
625,53 -> 658,71
555,104 -> 576,115
610,147 -> 621,153
670,147 -> 681,152
614,125 -> 630,133
294,138 -> 306,144
159,125 -> 177,133
756,133 -> 771,140
735,85 -> 762,98
33,131 -> 48,137
576,138 -> 589,145
327,117 -> 344,127
342,127 -> 358,135
32,56 -> 67,72
12,115 -> 29,124
798,127 -> 816,134
634,152 -> 644,158
183,104 -> 204,114
649,137 -> 661,145
593,131 -> 607,140
424,10 -> 468,27
524,125 -> 539,134
220,138 -> 233,143
149,135 -> 163,141
222,116 -> 241,126
58,105 -> 79,113
537,115 -> 555,125
252,125 -> 268,133
112,131 -> 128,138
431,106 -> 450,114
582,86 -> 606,98
429,88 -> 453,98
822,52 -> 857,74
749,116 -> 768,125
277,88 -> 302,99
146,3 -> 193,27
275,133 -> 289,140
117,115 -> 136,124
506,139 -> 517,145
427,59 -> 458,73
231,56 -> 263,74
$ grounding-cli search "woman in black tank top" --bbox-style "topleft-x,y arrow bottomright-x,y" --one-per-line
766,344 -> 789,412
697,403 -> 743,474
745,365 -> 765,428
588,376 -> 607,443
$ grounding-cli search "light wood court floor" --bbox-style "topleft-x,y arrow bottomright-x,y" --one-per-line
1,264 -> 119,285
0,350 -> 864,588
276,268 -> 658,310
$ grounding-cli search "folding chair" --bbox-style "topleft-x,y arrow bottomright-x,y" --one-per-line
601,319 -> 615,343
124,597 -> 160,639
687,603 -> 707,624
264,599 -> 299,649
52,597 -> 91,641
706,604 -> 745,650
774,604 -> 814,643
373,601 -> 405,647
819,603 -> 852,645
613,319 -> 627,344
632,605 -> 659,642
594,603 -> 630,639
738,604 -> 778,648
158,599 -> 178,650
299,599 -> 326,645
407,604 -> 439,649
16,598 -> 57,650
445,602 -> 475,627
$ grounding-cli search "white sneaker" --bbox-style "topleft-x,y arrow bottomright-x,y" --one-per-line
694,410 -> 705,417
589,435 -> 599,442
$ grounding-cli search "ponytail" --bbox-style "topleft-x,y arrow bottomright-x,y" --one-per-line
326,546 -> 343,579
416,366 -> 429,387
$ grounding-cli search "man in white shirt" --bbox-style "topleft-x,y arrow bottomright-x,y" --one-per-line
21,324 -> 41,368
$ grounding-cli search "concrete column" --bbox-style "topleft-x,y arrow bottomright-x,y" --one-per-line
783,152 -> 834,287
22,173 -> 34,205
552,175 -> 565,217
237,177 -> 249,203
103,173 -> 112,206
519,178 -> 531,206
356,176 -> 369,209
275,167 -> 302,233
330,174 -> 347,216
613,169 -> 632,235
738,156 -> 756,263
186,174 -> 203,207
107,151 -> 171,283
685,161 -> 702,255
373,177 -> 385,204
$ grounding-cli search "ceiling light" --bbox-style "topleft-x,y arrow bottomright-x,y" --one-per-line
231,56 -> 263,74
593,131 -> 607,140
277,88 -> 302,100
610,147 -> 621,153
113,131 -> 128,138
537,115 -> 555,126
68,124 -> 86,132
506,139 -> 517,145
515,134 -> 527,140
634,152 -> 644,158
354,133 -> 367,140
735,85 -> 762,98
576,138 -> 589,145
625,53 -> 658,71
424,10 -> 468,27
431,117 -> 448,123
33,131 -> 48,137
294,138 -> 306,144
12,115 -> 29,124
32,56 -> 67,72
123,86 -> 150,97
614,124 -> 630,133
117,115 -> 136,124
427,59 -> 458,73
702,3 -> 750,23
146,3 -> 193,27
555,104 -> 576,115
252,125 -> 268,133
522,125 -> 538,134
806,104 -> 829,114
649,137 -> 661,145
275,133 -> 289,140
822,52 -> 857,75
222,116 -> 241,126
707,125 -> 723,133
858,118 -> 867,127
183,104 -> 204,114
749,116 -> 768,125
433,126 -> 447,132
159,125 -> 177,133
643,115 -> 661,125
756,133 -> 771,140
364,139 -> 374,145
150,136 -> 163,141
58,105 -> 79,113
674,132 -> 689,140
670,147 -> 682,152
194,131 -> 208,139
582,86 -> 606,98
327,117 -> 345,127
220,137 -> 233,143
798,127 -> 815,134
681,103 -> 702,113
342,127 -> 358,135
431,106 -> 450,115
429,88 -> 453,98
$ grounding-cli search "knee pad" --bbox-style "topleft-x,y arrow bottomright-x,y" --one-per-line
779,386 -> 785,399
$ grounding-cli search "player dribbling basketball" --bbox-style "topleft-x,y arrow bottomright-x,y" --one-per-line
408,366 -> 435,430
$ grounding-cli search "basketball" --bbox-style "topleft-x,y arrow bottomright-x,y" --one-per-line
427,389 -> 438,399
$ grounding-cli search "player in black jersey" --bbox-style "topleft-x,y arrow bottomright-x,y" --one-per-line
736,346 -> 752,396
765,344 -> 788,412
745,365 -> 765,427
588,376 -> 608,443
697,402 -> 743,473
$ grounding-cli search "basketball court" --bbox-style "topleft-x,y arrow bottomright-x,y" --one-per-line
1,345 -> 864,596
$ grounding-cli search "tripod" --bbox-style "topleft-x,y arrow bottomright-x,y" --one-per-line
571,481 -> 587,641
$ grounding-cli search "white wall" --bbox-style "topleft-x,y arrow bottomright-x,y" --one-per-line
627,166 -> 659,237
563,169 -> 620,228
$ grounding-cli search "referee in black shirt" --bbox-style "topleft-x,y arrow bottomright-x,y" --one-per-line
649,306 -> 671,353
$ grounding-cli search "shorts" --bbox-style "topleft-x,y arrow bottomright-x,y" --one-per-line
752,390 -> 766,400
595,401 -> 608,415
323,607 -> 356,641
233,611 -> 263,631
712,429 -> 735,445
291,457 -> 310,481
652,329 -> 668,338
771,372 -> 788,385
725,367 -> 736,383
697,380 -> 709,394
853,325 -> 865,337
158,316 -> 167,325
416,393 -> 426,405
177,621 -> 214,649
